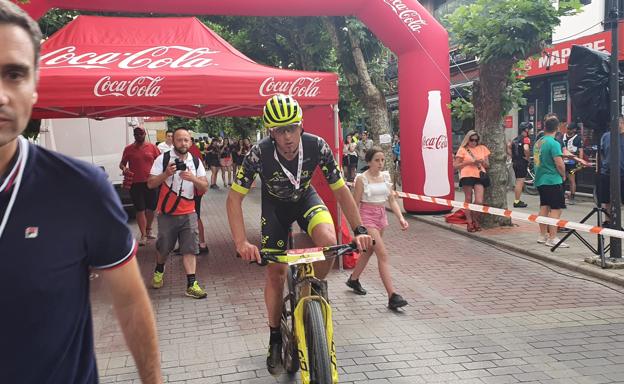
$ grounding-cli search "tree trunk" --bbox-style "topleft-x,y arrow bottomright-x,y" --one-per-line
324,17 -> 392,169
473,59 -> 515,227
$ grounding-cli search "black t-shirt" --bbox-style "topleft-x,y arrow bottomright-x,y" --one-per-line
232,133 -> 345,202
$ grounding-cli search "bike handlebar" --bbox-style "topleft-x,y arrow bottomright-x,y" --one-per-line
237,241 -> 360,266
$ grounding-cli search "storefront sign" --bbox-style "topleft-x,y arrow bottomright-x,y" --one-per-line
525,24 -> 624,77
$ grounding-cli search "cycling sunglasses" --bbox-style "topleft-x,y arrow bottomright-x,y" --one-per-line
270,123 -> 302,136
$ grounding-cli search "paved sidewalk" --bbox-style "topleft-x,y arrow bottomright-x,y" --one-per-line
92,184 -> 624,384
408,188 -> 624,287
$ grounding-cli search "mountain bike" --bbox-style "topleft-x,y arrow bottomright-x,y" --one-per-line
257,241 -> 357,384
523,160 -> 539,195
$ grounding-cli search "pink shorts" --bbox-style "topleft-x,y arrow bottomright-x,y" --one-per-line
359,202 -> 388,230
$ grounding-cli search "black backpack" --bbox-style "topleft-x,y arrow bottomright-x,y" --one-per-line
160,151 -> 200,215
511,136 -> 525,160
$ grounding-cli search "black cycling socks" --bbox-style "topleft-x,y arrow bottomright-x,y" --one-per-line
155,263 -> 165,273
187,274 -> 196,288
269,326 -> 282,345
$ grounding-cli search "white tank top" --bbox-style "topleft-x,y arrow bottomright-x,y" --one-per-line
357,171 -> 392,203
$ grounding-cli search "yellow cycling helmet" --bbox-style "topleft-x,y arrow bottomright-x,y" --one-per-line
263,94 -> 303,129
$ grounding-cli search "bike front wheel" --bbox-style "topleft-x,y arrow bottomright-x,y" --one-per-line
305,300 -> 332,384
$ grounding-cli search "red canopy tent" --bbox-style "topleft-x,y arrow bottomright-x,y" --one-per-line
33,15 -> 338,119
34,15 -> 352,251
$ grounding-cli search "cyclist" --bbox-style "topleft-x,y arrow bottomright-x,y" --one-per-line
226,94 -> 373,375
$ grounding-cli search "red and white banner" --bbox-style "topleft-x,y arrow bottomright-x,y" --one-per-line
33,16 -> 338,118
525,22 -> 624,77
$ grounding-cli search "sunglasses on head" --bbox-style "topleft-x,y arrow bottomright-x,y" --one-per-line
270,123 -> 301,135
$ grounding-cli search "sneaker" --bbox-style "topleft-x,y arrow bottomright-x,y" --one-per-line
346,277 -> 367,295
567,197 -> 576,205
545,237 -> 569,248
210,184 -> 219,190
513,200 -> 528,208
146,229 -> 156,239
138,236 -> 148,246
388,293 -> 408,310
152,271 -> 164,289
185,281 -> 208,299
537,234 -> 547,244
266,342 -> 283,375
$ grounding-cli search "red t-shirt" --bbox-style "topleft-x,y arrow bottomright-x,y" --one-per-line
121,143 -> 160,183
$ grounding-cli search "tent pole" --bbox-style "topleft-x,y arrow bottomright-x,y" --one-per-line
334,104 -> 344,271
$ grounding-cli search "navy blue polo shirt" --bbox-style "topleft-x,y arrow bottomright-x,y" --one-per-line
0,137 -> 135,384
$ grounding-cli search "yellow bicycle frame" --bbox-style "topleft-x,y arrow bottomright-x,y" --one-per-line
274,254 -> 339,384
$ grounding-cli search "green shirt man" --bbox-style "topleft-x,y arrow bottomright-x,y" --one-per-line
534,135 -> 563,187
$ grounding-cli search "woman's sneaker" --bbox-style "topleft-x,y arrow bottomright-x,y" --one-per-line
537,234 -> 547,244
346,277 -> 367,295
388,293 -> 408,310
545,237 -> 569,248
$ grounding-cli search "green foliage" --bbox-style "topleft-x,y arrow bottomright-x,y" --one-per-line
446,0 -> 581,63
502,63 -> 530,115
449,97 -> 474,121
38,9 -> 79,37
166,116 -> 259,139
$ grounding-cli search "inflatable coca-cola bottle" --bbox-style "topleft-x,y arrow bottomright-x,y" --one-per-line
422,90 -> 450,197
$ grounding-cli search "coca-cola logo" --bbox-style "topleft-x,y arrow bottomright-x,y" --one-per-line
94,76 -> 164,97
422,135 -> 448,150
259,77 -> 322,98
40,46 -> 220,70
383,0 -> 427,33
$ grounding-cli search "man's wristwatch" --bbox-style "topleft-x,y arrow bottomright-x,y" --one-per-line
353,225 -> 368,236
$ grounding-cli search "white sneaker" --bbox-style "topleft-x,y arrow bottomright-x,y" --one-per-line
545,237 -> 569,248
138,236 -> 148,246
537,234 -> 547,244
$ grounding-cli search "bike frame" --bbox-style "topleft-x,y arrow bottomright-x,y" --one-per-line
262,243 -> 355,384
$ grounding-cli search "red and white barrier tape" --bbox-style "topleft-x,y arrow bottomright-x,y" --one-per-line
346,181 -> 624,240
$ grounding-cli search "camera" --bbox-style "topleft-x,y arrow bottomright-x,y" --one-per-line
174,158 -> 187,171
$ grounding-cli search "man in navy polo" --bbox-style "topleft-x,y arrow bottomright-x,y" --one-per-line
0,1 -> 162,383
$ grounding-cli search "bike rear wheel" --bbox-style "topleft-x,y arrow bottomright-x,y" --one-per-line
305,300 -> 332,384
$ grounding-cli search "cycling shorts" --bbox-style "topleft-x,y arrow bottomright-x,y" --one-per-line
261,187 -> 334,251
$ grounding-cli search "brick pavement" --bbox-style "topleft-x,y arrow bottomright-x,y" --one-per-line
93,185 -> 624,384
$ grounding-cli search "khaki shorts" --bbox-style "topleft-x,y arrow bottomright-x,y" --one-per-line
156,213 -> 199,256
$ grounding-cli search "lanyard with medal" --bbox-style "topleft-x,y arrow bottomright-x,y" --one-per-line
274,139 -> 303,198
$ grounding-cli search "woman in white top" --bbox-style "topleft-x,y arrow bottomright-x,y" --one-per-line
346,147 -> 409,310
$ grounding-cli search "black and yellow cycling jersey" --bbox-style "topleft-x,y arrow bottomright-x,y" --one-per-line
232,133 -> 345,250
232,133 -> 345,202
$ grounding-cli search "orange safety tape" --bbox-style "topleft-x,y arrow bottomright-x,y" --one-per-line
346,181 -> 624,240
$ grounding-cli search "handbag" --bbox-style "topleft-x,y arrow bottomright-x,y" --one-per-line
465,147 -> 491,187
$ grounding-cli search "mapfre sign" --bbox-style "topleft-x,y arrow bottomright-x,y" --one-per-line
525,29 -> 623,77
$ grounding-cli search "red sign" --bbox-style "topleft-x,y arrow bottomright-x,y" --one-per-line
504,115 -> 513,129
525,23 -> 624,78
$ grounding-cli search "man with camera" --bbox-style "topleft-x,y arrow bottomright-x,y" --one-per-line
147,127 -> 209,299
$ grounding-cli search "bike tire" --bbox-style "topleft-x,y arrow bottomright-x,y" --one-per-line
305,300 -> 332,384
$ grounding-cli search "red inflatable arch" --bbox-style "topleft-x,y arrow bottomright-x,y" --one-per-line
20,0 -> 453,213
